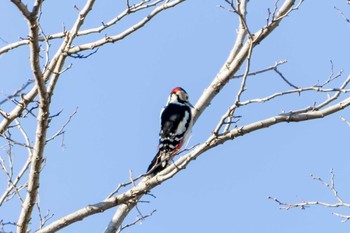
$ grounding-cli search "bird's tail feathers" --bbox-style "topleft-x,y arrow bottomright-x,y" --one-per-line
146,151 -> 168,175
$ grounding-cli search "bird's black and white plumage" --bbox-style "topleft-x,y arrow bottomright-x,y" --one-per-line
147,87 -> 193,175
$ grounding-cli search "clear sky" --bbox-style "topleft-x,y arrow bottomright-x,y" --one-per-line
1,0 -> 350,232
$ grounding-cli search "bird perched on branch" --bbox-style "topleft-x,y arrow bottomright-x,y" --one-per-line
147,87 -> 193,175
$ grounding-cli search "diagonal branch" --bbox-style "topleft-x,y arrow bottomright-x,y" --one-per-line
193,0 -> 301,124
67,0 -> 185,54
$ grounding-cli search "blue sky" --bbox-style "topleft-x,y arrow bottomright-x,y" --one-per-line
1,0 -> 350,232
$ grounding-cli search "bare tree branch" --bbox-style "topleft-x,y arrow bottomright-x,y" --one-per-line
120,209 -> 156,232
46,108 -> 78,143
232,60 -> 287,79
104,201 -> 140,233
67,0 -> 185,54
0,119 -> 32,206
0,0 -> 182,56
269,169 -> 350,222
36,196 -> 54,229
0,79 -> 33,105
239,78 -> 350,108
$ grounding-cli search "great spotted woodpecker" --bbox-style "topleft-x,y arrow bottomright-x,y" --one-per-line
147,87 -> 193,175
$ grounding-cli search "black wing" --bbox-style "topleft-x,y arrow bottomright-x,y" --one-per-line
160,103 -> 190,139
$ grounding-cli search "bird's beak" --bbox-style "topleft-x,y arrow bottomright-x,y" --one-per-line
188,102 -> 195,108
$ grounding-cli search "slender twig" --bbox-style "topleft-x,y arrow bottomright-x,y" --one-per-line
129,170 -> 136,187
36,195 -> 54,229
120,209 -> 156,232
106,174 -> 146,199
232,60 -> 287,79
0,146 -> 32,206
0,80 -> 33,105
340,116 -> 350,127
334,6 -> 350,24
0,133 -> 33,149
287,74 -> 350,115
223,40 -> 253,133
46,108 -> 78,143
0,154 -> 25,204
239,87 -> 350,107
274,67 -> 299,89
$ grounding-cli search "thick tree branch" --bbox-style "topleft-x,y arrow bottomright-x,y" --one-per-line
14,0 -> 48,231
104,201 -> 139,233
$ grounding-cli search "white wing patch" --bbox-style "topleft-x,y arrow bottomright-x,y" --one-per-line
176,111 -> 190,135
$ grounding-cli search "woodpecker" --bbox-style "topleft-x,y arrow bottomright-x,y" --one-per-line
147,87 -> 193,175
